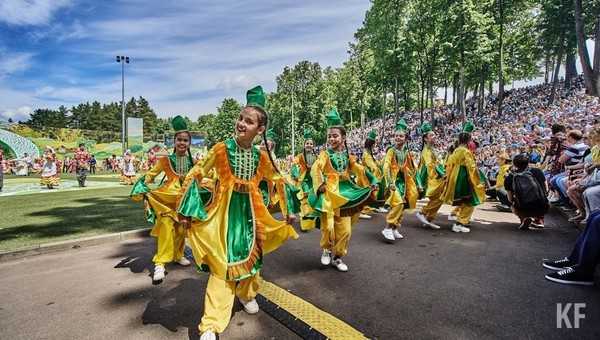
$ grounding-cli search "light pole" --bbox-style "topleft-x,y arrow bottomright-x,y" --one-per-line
116,55 -> 130,153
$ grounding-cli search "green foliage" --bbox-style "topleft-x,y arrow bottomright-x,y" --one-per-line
206,98 -> 241,147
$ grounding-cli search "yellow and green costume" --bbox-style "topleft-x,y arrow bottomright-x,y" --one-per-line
130,115 -> 197,267
130,152 -> 194,266
177,86 -> 298,334
362,129 -> 387,207
440,144 -> 486,225
291,137 -> 319,231
384,120 -> 418,228
310,108 -> 376,257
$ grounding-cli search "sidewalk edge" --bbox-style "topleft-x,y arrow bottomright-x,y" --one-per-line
0,228 -> 151,262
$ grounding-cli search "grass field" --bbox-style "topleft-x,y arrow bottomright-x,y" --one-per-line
0,184 -> 148,251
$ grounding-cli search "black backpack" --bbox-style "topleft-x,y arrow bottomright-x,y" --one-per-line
512,169 -> 546,208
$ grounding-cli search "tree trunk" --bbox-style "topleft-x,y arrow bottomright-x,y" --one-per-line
574,0 -> 599,97
394,76 -> 399,117
565,52 -> 577,88
544,56 -> 550,84
444,74 -> 448,105
488,80 -> 493,97
458,52 -> 466,119
478,67 -> 485,116
404,86 -> 410,111
452,74 -> 457,107
550,42 -> 564,104
497,0 -> 505,116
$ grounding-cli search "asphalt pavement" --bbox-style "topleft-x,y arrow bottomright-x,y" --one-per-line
1,202 -> 598,340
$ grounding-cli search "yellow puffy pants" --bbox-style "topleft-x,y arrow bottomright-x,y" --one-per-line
299,198 -> 316,231
199,274 -> 260,333
152,217 -> 185,266
454,204 -> 475,225
320,214 -> 352,258
386,203 -> 405,228
421,196 -> 444,222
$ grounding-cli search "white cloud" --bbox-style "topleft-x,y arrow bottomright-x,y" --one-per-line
0,52 -> 34,77
1,106 -> 33,121
0,0 -> 72,26
1,0 -> 370,119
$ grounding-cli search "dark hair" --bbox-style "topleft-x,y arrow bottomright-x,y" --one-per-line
246,106 -> 280,174
79,143 -> 85,147
567,130 -> 583,141
513,153 -> 530,171
551,124 -> 566,135
364,138 -> 375,153
329,126 -> 347,137
458,132 -> 471,145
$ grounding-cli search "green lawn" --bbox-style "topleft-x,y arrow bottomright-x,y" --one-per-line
4,172 -> 123,183
0,186 -> 148,251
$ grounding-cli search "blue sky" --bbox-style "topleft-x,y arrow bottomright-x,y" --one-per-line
0,0 -> 370,121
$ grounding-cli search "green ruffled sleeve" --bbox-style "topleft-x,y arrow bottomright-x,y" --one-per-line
178,180 -> 208,221
415,165 -> 427,189
435,164 -> 446,178
130,175 -> 150,200
365,169 -> 379,186
284,182 -> 301,214
290,164 -> 300,180
129,176 -> 156,224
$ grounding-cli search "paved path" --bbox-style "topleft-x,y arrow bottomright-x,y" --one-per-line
1,203 -> 599,339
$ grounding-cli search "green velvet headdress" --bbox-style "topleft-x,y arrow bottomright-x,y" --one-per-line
246,85 -> 267,112
462,121 -> 475,133
420,122 -> 432,134
266,128 -> 276,142
367,129 -> 377,141
303,128 -> 313,140
395,118 -> 408,133
325,107 -> 344,128
171,115 -> 188,133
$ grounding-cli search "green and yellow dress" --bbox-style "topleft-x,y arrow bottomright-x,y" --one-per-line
310,149 -> 376,256
130,153 -> 195,265
416,145 -> 446,198
291,151 -> 319,231
362,150 -> 387,206
178,138 -> 298,281
440,145 -> 486,225
384,145 -> 419,227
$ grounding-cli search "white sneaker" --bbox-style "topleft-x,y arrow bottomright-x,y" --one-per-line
393,229 -> 404,239
176,257 -> 191,266
239,298 -> 259,314
321,249 -> 332,266
200,330 -> 216,340
417,212 -> 440,229
452,223 -> 470,233
381,228 -> 395,242
376,207 -> 389,213
332,258 -> 348,272
153,265 -> 165,281
448,214 -> 457,221
359,213 -> 372,219
415,212 -> 429,225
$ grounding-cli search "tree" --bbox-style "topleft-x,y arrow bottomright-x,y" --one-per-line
574,0 -> 600,97
207,98 -> 241,147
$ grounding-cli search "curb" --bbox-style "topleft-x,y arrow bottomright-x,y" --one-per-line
0,228 -> 151,263
551,206 -> 585,231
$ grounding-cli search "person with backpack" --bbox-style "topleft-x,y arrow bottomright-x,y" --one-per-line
504,153 -> 549,230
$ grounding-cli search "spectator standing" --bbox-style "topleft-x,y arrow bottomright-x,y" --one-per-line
89,155 -> 97,174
